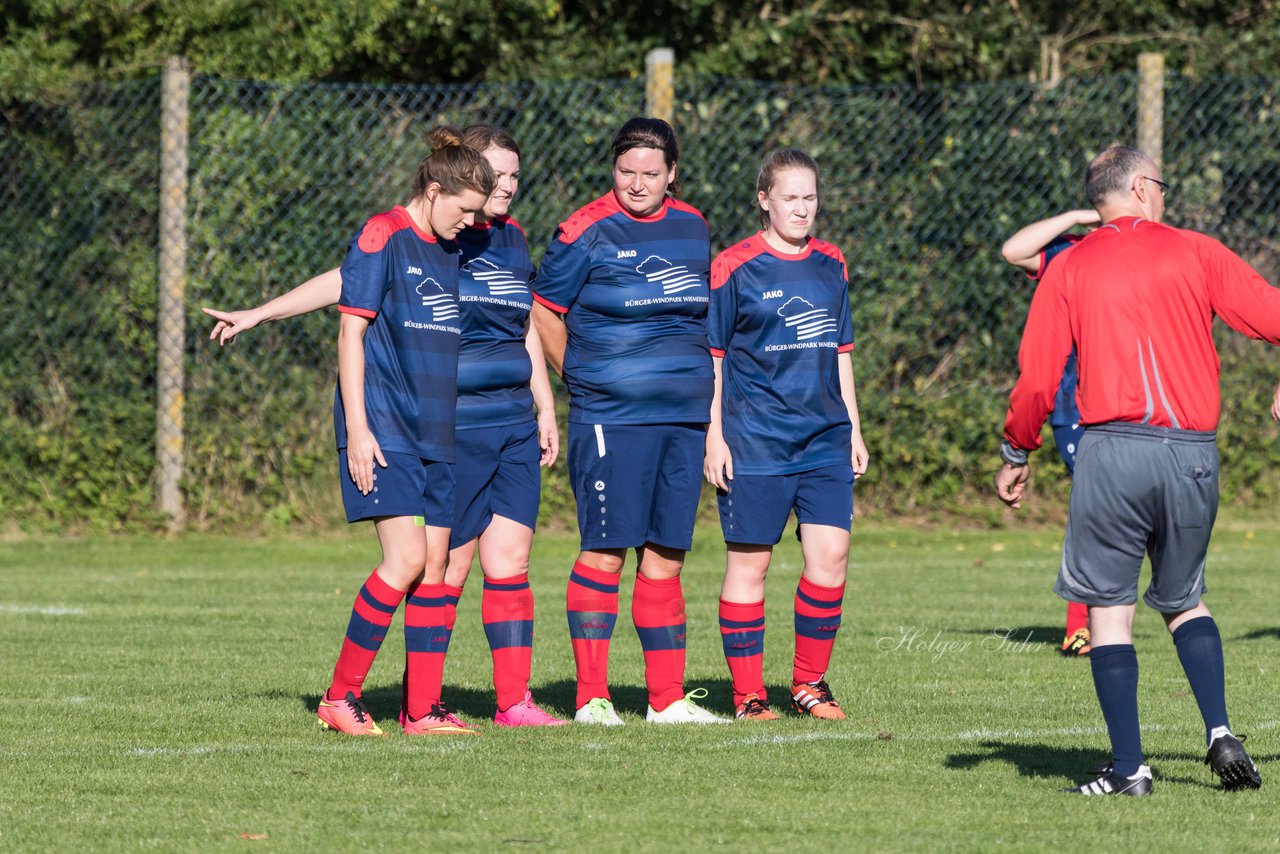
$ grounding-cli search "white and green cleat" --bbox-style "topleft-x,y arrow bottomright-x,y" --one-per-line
646,688 -> 730,724
574,697 -> 625,726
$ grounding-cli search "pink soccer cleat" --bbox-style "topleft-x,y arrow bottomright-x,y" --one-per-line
494,691 -> 569,727
402,703 -> 481,736
317,691 -> 386,736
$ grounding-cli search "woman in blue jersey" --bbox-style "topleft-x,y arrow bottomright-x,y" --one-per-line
298,126 -> 492,735
704,148 -> 869,721
205,126 -> 568,728
530,117 -> 727,725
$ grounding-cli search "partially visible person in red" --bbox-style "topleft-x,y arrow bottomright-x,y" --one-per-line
996,145 -> 1280,796
1001,209 -> 1099,657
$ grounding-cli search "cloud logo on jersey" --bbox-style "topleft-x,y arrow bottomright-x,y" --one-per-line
777,297 -> 838,340
463,257 -> 528,297
635,255 -> 703,295
416,278 -> 460,322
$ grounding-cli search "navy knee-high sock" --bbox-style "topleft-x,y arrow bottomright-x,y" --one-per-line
1090,644 -> 1143,777
1172,616 -> 1229,745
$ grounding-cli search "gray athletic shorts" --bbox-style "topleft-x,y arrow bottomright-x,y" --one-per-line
1054,422 -> 1218,613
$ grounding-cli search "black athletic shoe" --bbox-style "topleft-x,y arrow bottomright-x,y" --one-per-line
1206,733 -> 1262,791
1086,758 -> 1113,777
1067,765 -> 1153,796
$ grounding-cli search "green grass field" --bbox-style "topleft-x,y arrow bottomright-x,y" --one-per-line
3,518 -> 1279,851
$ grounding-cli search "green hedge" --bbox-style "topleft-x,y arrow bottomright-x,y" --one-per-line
3,72 -> 1279,532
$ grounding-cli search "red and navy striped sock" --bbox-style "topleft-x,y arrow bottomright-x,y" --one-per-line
793,576 -> 844,685
566,561 -> 618,709
720,598 -> 766,706
403,581 -> 451,720
483,573 -> 535,711
443,582 -> 463,633
328,570 -> 405,700
633,572 -> 687,712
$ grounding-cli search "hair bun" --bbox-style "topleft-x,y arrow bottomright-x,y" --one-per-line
427,126 -> 465,151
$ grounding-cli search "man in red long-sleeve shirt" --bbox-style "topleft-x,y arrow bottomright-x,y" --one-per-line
996,146 -> 1279,796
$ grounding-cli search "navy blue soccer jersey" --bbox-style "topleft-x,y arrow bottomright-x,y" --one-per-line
335,205 -> 462,462
709,233 -> 855,475
455,215 -> 535,430
1034,234 -> 1083,428
533,192 -> 713,425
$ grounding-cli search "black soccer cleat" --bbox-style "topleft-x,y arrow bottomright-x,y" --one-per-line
1206,733 -> 1262,791
1067,764 -> 1153,796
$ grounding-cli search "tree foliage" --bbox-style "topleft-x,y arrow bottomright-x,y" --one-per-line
6,1 -> 1280,98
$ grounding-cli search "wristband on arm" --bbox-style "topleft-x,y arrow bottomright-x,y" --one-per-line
1000,440 -> 1029,466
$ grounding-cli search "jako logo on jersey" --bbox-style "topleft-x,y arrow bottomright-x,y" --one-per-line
635,255 -> 703,295
616,249 -> 637,258
416,278 -> 460,322
777,297 -> 838,340
463,257 -> 528,297
407,265 -> 423,276
762,289 -> 783,299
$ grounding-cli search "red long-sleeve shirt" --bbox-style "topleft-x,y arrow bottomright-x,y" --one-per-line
1004,216 -> 1280,451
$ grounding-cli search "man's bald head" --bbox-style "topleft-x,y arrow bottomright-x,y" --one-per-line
1085,145 -> 1164,223
1085,146 -> 1156,209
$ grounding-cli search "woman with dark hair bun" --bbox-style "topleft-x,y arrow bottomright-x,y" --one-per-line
531,117 -> 727,725
321,126 -> 493,736
202,130 -> 547,737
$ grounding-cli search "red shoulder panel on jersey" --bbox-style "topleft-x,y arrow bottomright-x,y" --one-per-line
809,238 -> 847,266
1032,232 -> 1084,280
532,292 -> 569,314
356,210 -> 402,254
556,193 -> 619,244
338,305 -> 378,319
711,235 -> 767,289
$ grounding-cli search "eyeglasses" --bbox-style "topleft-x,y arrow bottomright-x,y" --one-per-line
1141,176 -> 1170,198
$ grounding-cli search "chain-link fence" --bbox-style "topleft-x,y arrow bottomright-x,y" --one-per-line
4,67 -> 1280,531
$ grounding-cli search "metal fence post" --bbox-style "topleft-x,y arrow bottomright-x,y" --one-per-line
1137,52 -> 1164,171
157,56 -> 190,530
645,47 -> 675,125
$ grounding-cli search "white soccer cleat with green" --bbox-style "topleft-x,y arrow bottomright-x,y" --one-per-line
646,688 -> 730,724
574,697 -> 625,726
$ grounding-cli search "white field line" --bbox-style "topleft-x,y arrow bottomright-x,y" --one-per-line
0,604 -> 86,616
706,718 -> 1280,750
5,718 -> 1268,761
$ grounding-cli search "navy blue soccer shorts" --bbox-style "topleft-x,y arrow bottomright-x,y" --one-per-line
567,422 -> 704,552
338,449 -> 455,526
448,420 -> 541,549
717,464 -> 854,545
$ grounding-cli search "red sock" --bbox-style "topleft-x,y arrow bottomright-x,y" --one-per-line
793,576 -> 844,685
403,581 -> 451,720
720,598 -> 766,706
566,562 -> 618,709
1066,601 -> 1089,636
633,572 -> 687,711
328,570 -> 405,699
483,573 -> 534,711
